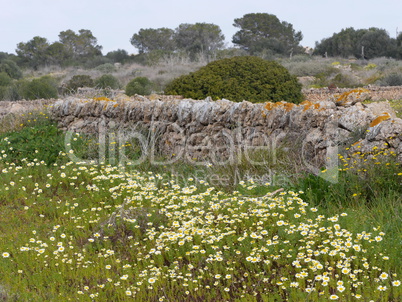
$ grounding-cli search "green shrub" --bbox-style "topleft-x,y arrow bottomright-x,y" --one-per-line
330,73 -> 362,88
296,148 -> 402,207
125,77 -> 153,96
0,59 -> 22,79
0,72 -> 12,100
0,86 -> 8,100
65,75 -> 94,93
364,63 -> 377,70
95,74 -> 120,89
283,60 -> 336,77
164,56 -> 303,103
106,49 -> 130,64
95,63 -> 116,73
0,114 -> 96,165
0,115 -> 64,165
378,73 -> 402,86
21,76 -> 58,100
83,56 -> 111,69
0,72 -> 12,87
4,79 -> 29,101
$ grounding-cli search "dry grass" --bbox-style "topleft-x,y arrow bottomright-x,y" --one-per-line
25,55 -> 209,94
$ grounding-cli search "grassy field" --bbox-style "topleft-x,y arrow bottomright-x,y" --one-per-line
0,110 -> 401,301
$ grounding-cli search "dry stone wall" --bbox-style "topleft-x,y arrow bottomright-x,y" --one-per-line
49,96 -> 402,170
303,86 -> 402,102
0,99 -> 54,119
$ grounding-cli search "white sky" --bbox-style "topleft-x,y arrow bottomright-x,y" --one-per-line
1,0 -> 402,55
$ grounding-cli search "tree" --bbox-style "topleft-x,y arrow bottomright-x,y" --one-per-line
174,23 -> 225,58
0,52 -> 11,61
397,32 -> 402,47
232,13 -> 303,56
106,49 -> 130,63
130,28 -> 176,54
395,32 -> 402,59
59,29 -> 102,59
358,28 -> 394,58
58,29 -> 77,56
16,36 -> 50,68
45,42 -> 72,66
15,30 -> 102,68
130,24 -> 225,62
314,27 -> 395,59
333,28 -> 364,57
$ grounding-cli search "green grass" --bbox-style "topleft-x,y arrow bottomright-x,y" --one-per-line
0,113 -> 401,301
388,99 -> 402,118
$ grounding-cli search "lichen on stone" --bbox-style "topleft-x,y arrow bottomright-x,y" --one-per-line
369,112 -> 391,127
264,101 -> 296,112
332,88 -> 370,107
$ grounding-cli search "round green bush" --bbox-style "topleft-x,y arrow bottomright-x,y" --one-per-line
95,74 -> 120,89
164,56 -> 303,103
22,76 -> 58,100
125,77 -> 153,96
65,75 -> 94,92
95,63 -> 116,73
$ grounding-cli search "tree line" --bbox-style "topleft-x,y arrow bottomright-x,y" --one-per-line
314,27 -> 402,59
2,12 -> 402,73
0,13 -> 308,70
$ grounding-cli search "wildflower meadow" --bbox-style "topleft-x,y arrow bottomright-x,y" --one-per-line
0,111 -> 401,301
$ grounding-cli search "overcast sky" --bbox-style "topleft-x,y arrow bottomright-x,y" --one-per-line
1,0 -> 401,55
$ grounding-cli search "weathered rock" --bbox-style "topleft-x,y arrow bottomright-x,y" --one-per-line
330,88 -> 371,107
